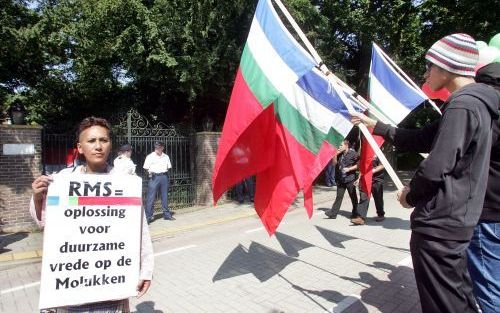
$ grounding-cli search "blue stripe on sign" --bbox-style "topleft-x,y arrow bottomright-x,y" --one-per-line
47,196 -> 59,206
255,0 -> 316,78
371,46 -> 425,110
297,70 -> 364,119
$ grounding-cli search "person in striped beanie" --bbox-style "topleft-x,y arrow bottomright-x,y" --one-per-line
350,33 -> 500,313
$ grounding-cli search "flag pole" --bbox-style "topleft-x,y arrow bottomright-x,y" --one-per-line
373,43 -> 442,115
273,0 -> 404,190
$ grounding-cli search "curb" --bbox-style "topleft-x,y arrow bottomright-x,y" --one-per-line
149,210 -> 258,239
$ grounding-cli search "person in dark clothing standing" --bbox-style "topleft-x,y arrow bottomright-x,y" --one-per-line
351,34 -> 500,313
467,62 -> 500,313
325,140 -> 359,220
353,156 -> 385,225
235,176 -> 255,204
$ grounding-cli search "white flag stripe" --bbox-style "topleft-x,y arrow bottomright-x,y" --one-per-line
281,84 -> 342,134
370,76 -> 412,124
247,17 -> 298,90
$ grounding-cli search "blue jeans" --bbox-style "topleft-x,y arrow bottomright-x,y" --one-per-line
325,162 -> 336,186
236,177 -> 254,203
145,174 -> 171,220
467,221 -> 500,313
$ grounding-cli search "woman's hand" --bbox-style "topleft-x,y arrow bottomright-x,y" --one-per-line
350,112 -> 377,128
137,280 -> 151,298
32,175 -> 53,201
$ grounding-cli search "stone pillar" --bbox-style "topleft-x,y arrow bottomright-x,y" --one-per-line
0,125 -> 42,232
192,132 -> 224,205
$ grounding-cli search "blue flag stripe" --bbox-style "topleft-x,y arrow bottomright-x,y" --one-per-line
297,69 -> 365,119
255,0 -> 316,78
371,47 -> 425,109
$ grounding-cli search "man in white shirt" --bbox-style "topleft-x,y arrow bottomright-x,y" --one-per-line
143,141 -> 173,222
113,143 -> 136,175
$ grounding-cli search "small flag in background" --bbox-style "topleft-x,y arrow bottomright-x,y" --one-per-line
369,43 -> 426,125
360,43 -> 428,197
212,0 -> 362,235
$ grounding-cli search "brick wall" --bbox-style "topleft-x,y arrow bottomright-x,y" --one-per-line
193,132 -> 226,205
0,125 -> 42,232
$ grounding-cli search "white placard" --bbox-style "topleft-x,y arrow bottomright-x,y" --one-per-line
2,143 -> 35,155
39,174 -> 143,309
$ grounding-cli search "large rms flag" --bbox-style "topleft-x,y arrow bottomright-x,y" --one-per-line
212,0 -> 358,235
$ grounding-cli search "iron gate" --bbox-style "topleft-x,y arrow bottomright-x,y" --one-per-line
42,110 -> 194,212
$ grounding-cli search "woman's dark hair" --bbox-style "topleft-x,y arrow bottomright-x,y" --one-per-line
76,116 -> 112,140
75,117 -> 112,163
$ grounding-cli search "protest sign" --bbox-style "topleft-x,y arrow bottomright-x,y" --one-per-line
39,173 -> 143,309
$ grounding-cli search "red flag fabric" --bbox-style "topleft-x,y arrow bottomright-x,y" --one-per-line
359,127 -> 385,198
212,70 -> 336,235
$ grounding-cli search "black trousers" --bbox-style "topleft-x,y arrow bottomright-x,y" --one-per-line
410,232 -> 479,313
330,181 -> 358,217
357,180 -> 384,219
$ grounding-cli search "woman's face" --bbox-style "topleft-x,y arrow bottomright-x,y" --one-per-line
77,126 -> 111,167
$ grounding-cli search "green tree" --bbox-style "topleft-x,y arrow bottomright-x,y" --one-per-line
420,0 -> 500,47
2,0 -> 498,131
25,0 -> 179,130
0,0 -> 43,119
318,0 -> 425,96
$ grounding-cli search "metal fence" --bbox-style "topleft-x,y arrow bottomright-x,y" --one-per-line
41,111 -> 194,213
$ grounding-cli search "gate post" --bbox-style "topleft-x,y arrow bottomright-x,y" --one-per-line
0,125 -> 42,231
126,111 -> 132,144
193,131 -> 221,205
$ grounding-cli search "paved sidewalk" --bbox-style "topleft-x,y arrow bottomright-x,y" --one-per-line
0,186 -> 337,265
1,184 -> 421,312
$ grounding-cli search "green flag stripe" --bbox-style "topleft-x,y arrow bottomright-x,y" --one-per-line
240,45 -> 278,109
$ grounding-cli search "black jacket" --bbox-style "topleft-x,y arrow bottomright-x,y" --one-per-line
476,63 -> 500,222
334,148 -> 359,185
374,83 -> 500,240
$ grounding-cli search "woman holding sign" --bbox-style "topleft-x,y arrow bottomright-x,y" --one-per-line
31,117 -> 153,312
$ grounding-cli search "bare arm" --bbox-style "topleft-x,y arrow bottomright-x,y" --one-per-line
343,164 -> 358,173
372,164 -> 384,174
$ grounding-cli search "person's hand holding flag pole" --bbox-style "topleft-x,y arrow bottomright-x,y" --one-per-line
350,111 -> 413,208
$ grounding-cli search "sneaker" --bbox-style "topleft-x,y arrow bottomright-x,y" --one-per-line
375,216 -> 385,222
350,216 -> 365,225
164,215 -> 176,221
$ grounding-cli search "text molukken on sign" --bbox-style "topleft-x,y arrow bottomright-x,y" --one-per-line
56,274 -> 126,290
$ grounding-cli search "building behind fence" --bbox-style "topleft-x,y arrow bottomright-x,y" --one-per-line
0,110 -> 225,232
